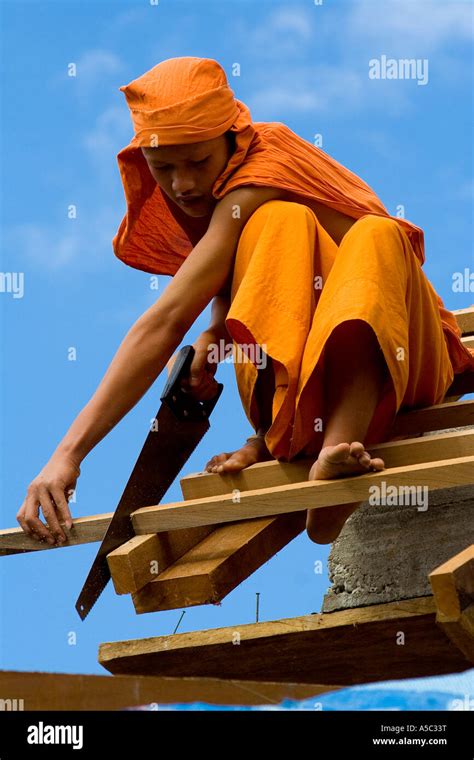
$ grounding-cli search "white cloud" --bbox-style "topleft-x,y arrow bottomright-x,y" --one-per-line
349,0 -> 473,51
247,65 -> 366,118
83,105 -> 132,171
5,204 -> 122,274
236,5 -> 417,119
7,223 -> 80,271
249,6 -> 314,55
49,49 -> 124,99
234,1 -> 472,119
266,7 -> 313,42
6,100 -> 136,274
73,49 -> 124,89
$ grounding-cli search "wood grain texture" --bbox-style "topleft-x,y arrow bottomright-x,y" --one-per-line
452,305 -> 474,334
106,527 -> 213,595
120,430 -> 474,612
131,456 -> 474,534
98,596 -> 471,684
179,429 -> 474,501
430,544 -> 474,619
390,399 -> 474,438
131,513 -> 306,613
0,670 -> 334,709
430,544 -> 474,663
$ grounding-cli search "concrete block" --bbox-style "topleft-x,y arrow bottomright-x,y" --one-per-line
322,482 -> 474,613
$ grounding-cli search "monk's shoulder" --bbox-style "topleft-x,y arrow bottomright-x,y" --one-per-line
210,185 -> 289,232
218,184 -> 289,207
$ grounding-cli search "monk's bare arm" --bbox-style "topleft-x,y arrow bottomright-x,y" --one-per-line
16,185 -> 286,543
42,187 -> 284,463
54,189 -> 352,464
151,185 -> 285,331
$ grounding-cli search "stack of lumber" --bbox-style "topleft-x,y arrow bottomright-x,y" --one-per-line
0,308 -> 473,620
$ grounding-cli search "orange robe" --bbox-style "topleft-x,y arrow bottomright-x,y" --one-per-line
112,57 -> 474,458
226,200 -> 461,460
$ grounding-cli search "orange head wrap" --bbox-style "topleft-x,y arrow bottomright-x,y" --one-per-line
119,56 -> 242,147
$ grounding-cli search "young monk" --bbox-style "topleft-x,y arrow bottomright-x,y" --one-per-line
17,57 -> 474,547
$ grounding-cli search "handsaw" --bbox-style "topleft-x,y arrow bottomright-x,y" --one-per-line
75,344 -> 223,620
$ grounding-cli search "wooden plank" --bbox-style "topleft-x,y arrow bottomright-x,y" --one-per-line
107,535 -> 162,595
131,456 -> 474,534
0,670 -> 334,709
105,431 -> 474,614
0,512 -> 212,560
125,430 -> 474,610
430,544 -> 474,663
444,333 -> 474,399
131,513 -> 306,613
98,596 -> 471,685
105,527 -> 213,595
437,605 -> 474,664
390,399 -> 474,438
444,307 -> 474,397
430,544 -> 474,619
453,305 -> 474,334
179,429 -> 474,502
0,512 -> 113,557
2,431 -> 472,557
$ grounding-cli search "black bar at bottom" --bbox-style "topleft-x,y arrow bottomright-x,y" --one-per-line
0,709 -> 472,757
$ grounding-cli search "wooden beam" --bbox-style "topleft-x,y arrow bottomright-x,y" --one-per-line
0,670 -> 334,709
98,596 -> 471,685
444,307 -> 474,398
0,512 -> 213,559
0,512 -> 112,557
453,305 -> 474,334
2,430 -> 472,556
179,429 -> 474,502
125,431 -> 474,614
105,527 -> 214,595
430,544 -> 474,618
107,429 -> 473,611
107,535 -> 161,594
130,513 -> 306,612
131,456 -> 474,534
430,545 -> 474,664
390,399 -> 474,438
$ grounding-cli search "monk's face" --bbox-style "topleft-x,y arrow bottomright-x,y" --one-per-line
141,133 -> 234,217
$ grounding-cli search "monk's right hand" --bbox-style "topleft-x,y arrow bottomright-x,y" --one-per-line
167,329 -> 221,402
16,453 -> 80,545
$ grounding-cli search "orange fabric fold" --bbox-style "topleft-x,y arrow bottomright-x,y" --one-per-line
113,56 -> 474,377
226,202 -> 464,460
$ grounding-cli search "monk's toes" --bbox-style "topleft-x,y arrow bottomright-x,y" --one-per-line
369,457 -> 385,471
213,452 -> 249,473
205,452 -> 233,472
324,442 -> 351,463
349,441 -> 368,460
349,442 -> 381,471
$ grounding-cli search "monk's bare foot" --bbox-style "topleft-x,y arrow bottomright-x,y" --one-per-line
204,434 -> 274,474
306,441 -> 385,545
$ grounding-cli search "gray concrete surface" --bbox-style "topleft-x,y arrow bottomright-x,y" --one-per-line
322,434 -> 474,612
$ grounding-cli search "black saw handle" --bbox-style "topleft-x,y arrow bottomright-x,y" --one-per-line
160,344 -> 223,422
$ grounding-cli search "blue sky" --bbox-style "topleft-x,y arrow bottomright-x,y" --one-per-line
1,0 -> 473,688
